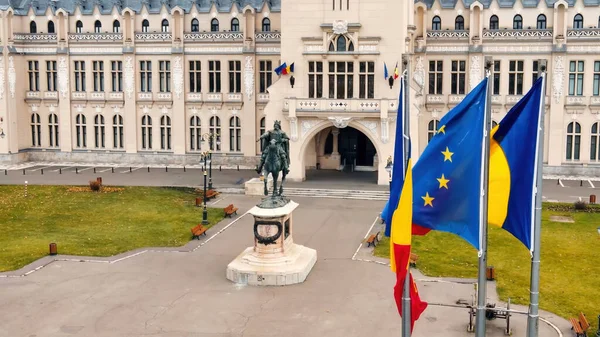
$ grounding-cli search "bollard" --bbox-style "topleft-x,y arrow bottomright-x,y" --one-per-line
59,168 -> 62,174
195,197 -> 202,207
486,266 -> 496,281
23,169 -> 25,175
581,180 -> 583,187
237,165 -> 239,171
94,168 -> 96,173
112,167 -> 114,173
184,166 -> 186,172
148,167 -> 150,173
130,167 -> 132,173
220,165 -> 222,171
4,169 -> 6,175
166,166 -> 168,172
41,169 -> 43,175
49,243 -> 57,256
75,167 -> 78,174
557,179 -> 560,185
590,194 -> 597,204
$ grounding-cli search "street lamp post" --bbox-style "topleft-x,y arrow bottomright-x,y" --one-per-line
385,156 -> 393,191
202,133 -> 216,190
201,152 -> 209,225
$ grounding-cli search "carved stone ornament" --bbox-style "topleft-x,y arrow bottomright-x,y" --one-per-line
469,55 -> 481,90
244,56 -> 254,100
301,119 -> 321,139
173,56 -> 183,99
124,56 -> 134,99
0,56 -> 4,100
289,117 -> 298,141
380,118 -> 390,144
8,56 -> 16,99
332,20 -> 348,35
356,120 -> 378,137
413,56 -> 425,95
58,56 -> 69,99
328,116 -> 352,129
553,56 -> 564,104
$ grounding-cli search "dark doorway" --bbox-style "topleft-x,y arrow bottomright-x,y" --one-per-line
338,127 -> 376,167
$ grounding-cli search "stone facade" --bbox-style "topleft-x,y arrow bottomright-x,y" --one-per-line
2,0 -> 600,184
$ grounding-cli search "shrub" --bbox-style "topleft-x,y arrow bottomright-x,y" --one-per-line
574,200 -> 588,210
89,180 -> 102,192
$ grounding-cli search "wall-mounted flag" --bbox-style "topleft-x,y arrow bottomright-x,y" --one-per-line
275,62 -> 294,76
384,63 -> 389,80
394,62 -> 399,80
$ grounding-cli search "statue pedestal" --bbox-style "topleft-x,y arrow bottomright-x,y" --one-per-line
226,200 -> 317,286
244,177 -> 273,196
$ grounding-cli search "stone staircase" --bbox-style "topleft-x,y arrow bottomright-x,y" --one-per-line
282,187 -> 389,201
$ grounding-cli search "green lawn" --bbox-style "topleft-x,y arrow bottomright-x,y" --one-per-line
0,185 -> 224,272
374,205 -> 600,331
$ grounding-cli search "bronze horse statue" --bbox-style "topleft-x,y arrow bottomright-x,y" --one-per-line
262,139 -> 287,197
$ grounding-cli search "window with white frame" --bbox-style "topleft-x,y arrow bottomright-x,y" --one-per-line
209,61 -> 221,93
450,60 -> 466,95
113,20 -> 120,33
94,20 -> 102,33
328,35 -> 354,52
31,113 -> 41,147
140,61 -> 152,92
76,114 -> 87,148
209,116 -> 221,151
142,20 -> 149,32
94,114 -> 105,149
508,60 -> 524,95
573,14 -> 583,29
308,61 -> 323,98
259,60 -> 272,93
191,19 -> 199,32
229,116 -> 241,152
93,61 -> 104,92
566,122 -> 581,161
228,60 -> 241,93
189,61 -> 201,93
231,18 -> 239,31
432,16 -> 441,30
113,114 -> 123,149
111,61 -> 123,92
160,115 -> 171,150
427,119 -> 439,143
591,122 -> 600,161
359,61 -> 375,99
74,61 -> 86,92
46,61 -> 57,92
492,61 -> 501,95
161,19 -> 169,32
141,115 -> 152,150
190,116 -> 202,151
532,60 -> 546,85
159,61 -> 171,93
594,61 -> 600,96
429,60 -> 443,95
49,113 -> 59,147
569,60 -> 584,96
328,61 -> 354,99
28,61 -> 39,91
76,20 -> 83,33
259,117 -> 266,152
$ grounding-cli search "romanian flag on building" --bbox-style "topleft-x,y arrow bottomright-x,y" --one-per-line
488,77 -> 545,251
393,62 -> 399,80
384,62 -> 389,80
411,78 -> 489,250
274,62 -> 294,76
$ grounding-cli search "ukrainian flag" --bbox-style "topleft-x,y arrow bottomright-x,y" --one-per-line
488,77 -> 545,251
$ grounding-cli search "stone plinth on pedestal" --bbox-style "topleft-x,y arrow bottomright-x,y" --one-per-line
244,177 -> 273,196
226,200 -> 317,286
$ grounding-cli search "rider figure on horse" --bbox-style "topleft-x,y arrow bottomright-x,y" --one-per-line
256,120 -> 290,175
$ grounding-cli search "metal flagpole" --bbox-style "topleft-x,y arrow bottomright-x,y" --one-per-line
475,58 -> 494,337
526,60 -> 547,337
401,55 -> 412,337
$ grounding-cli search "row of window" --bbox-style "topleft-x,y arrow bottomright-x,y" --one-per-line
307,61 -> 375,99
30,113 -> 263,152
27,60 -> 274,94
29,18 -> 272,34
428,59 -> 600,96
564,122 -> 600,161
432,13 -> 593,31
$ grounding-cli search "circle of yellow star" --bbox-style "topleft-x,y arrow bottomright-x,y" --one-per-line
437,125 -> 446,134
441,147 -> 454,162
422,192 -> 434,207
437,174 -> 450,189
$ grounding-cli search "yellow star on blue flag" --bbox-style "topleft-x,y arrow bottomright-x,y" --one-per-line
411,78 -> 489,250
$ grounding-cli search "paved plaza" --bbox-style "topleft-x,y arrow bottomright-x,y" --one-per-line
0,195 -> 571,337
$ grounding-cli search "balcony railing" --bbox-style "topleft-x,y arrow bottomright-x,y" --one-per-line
13,33 -> 57,43
426,95 -> 446,105
89,92 -> 105,101
255,31 -> 281,41
205,93 -> 223,102
135,32 -> 172,42
567,28 -> 600,39
225,93 -> 243,103
426,30 -> 469,39
257,93 -> 270,103
156,92 -> 172,101
184,31 -> 243,41
491,95 -> 503,105
26,91 -> 41,99
590,96 -> 600,105
107,92 -> 124,101
71,92 -> 87,100
505,95 -> 523,105
292,99 -> 384,113
137,92 -> 153,101
69,33 -> 123,42
565,96 -> 585,105
482,29 -> 552,40
186,93 -> 203,102
44,91 -> 58,100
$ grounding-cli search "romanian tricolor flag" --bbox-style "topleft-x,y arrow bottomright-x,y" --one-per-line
488,77 -> 544,251
393,62 -> 399,80
274,62 -> 294,76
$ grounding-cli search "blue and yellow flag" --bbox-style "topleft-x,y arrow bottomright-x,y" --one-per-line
488,77 -> 544,251
411,78 -> 489,250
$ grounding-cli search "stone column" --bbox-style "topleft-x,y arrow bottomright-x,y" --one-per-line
171,55 -> 185,155
123,54 -> 137,153
332,129 -> 340,154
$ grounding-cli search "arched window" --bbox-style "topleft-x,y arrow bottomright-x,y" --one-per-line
211,18 -> 219,32
432,16 -> 441,30
591,122 -> 600,161
209,116 -> 221,151
142,19 -> 149,33
536,14 -> 546,29
76,114 -> 87,148
513,15 -> 523,29
573,14 -> 583,29
231,18 -> 239,32
191,18 -> 199,32
49,113 -> 59,147
566,122 -> 581,160
161,19 -> 169,32
47,21 -> 55,34
160,115 -> 172,150
229,116 -> 241,152
427,119 -> 439,143
94,114 -> 105,149
489,15 -> 499,30
329,35 -> 353,52
31,113 -> 41,147
113,20 -> 120,33
455,15 -> 464,30
94,20 -> 102,33
262,18 -> 271,32
190,116 -> 202,151
30,21 -> 37,33
259,117 -> 266,152
337,35 -> 347,51
141,115 -> 152,150
113,114 -> 123,149
76,20 -> 83,33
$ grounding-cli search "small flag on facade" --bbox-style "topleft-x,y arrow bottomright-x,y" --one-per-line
275,62 -> 294,76
384,63 -> 389,80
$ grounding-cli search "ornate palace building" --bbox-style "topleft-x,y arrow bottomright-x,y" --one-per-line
0,0 -> 599,185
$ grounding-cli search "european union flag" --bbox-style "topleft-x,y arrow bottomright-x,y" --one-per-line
488,77 -> 544,251
411,78 -> 489,250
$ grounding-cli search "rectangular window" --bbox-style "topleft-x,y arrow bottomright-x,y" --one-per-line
308,61 -> 323,98
569,60 -> 584,96
74,61 -> 86,92
492,61 -> 501,95
328,61 -> 354,99
450,60 -> 466,95
189,61 -> 201,93
28,61 -> 40,91
428,61 -> 443,95
159,61 -> 171,93
508,60 -> 524,95
359,61 -> 375,99
140,61 -> 152,92
111,61 -> 123,92
92,61 -> 104,92
259,60 -> 272,93
209,60 -> 221,93
46,61 -> 57,92
594,61 -> 600,96
228,60 -> 241,93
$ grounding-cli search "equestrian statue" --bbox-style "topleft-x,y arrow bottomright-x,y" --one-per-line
256,120 -> 290,208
